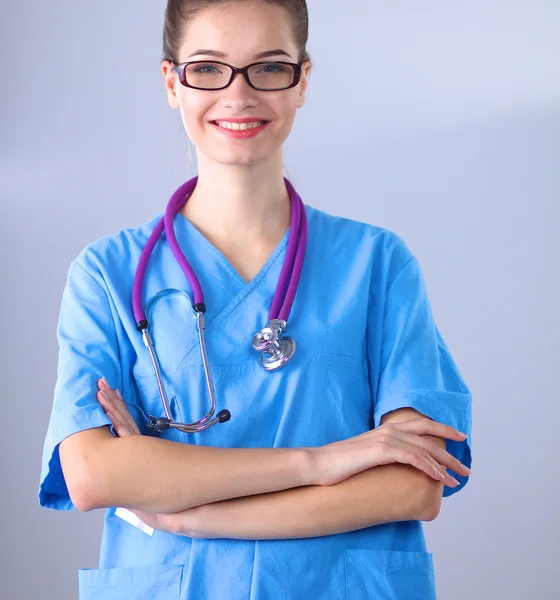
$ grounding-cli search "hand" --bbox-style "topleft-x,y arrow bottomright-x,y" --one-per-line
127,509 -> 181,535
127,506 -> 203,538
311,417 -> 471,487
96,378 -> 141,437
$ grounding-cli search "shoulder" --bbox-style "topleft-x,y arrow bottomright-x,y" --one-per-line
305,203 -> 416,281
71,212 -> 164,284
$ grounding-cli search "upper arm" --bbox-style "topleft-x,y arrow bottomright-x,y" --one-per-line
38,257 -> 121,511
58,426 -> 114,511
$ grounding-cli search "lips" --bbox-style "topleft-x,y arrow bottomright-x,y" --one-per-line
210,118 -> 271,123
211,119 -> 271,129
210,120 -> 271,138
213,120 -> 267,129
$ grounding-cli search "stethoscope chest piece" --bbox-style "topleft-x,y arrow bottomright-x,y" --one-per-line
252,319 -> 296,371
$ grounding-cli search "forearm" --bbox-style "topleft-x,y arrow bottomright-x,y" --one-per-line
81,431 -> 314,513
183,463 -> 440,540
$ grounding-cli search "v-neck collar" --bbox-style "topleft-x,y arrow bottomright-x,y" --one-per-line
142,204 -> 311,373
175,210 -> 292,289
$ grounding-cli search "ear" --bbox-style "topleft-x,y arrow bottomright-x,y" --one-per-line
161,60 -> 181,110
297,60 -> 312,109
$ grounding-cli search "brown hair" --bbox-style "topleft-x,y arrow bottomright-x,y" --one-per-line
162,0 -> 311,64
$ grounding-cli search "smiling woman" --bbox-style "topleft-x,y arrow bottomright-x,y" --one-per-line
38,1 -> 472,599
159,0 -> 312,187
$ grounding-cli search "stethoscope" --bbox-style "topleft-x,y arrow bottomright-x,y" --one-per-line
132,176 -> 308,434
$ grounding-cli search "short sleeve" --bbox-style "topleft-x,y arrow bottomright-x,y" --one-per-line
371,248 -> 472,498
38,258 -> 121,510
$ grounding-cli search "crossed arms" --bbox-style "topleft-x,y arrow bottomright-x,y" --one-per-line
59,406 -> 449,540
180,408 -> 448,539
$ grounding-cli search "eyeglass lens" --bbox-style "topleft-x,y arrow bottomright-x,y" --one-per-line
184,62 -> 295,90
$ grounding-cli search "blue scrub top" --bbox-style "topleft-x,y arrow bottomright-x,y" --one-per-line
38,201 -> 472,600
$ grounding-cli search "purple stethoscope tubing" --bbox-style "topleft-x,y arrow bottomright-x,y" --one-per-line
132,176 -> 307,323
131,176 -> 307,433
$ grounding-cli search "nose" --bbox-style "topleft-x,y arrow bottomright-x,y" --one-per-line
219,70 -> 258,108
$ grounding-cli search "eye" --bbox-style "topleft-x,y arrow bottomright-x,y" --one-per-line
256,62 -> 288,74
193,63 -> 222,74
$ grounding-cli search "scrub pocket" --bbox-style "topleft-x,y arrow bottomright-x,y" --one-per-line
78,564 -> 183,600
345,549 -> 436,600
131,371 -> 191,444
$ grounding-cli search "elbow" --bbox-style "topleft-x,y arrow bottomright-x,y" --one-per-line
70,482 -> 95,512
63,459 -> 95,512
59,428 -> 114,512
65,452 -> 102,512
417,480 -> 444,522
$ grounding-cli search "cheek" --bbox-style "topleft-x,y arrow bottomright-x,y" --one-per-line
178,94 -> 211,140
272,104 -> 298,142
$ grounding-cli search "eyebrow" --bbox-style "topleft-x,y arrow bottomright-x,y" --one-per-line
187,49 -> 292,60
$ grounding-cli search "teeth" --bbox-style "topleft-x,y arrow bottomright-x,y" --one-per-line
215,121 -> 265,131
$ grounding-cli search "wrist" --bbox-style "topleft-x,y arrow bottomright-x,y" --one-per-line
174,505 -> 205,537
298,447 -> 319,486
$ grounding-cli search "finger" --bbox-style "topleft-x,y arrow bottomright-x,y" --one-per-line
100,407 -> 132,438
99,404 -> 133,437
386,428 -> 471,476
98,387 -> 141,436
112,392 -> 142,436
114,389 -> 142,435
381,437 -> 460,486
386,417 -> 468,443
101,386 -> 133,423
97,389 -> 123,421
97,389 -> 118,413
102,386 -> 141,435
98,377 -> 111,390
96,382 -> 123,414
98,384 -> 125,416
97,391 -> 136,437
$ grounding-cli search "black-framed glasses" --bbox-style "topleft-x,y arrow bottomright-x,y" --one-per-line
172,60 -> 304,91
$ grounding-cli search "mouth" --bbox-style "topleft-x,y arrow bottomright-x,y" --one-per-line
210,119 -> 271,138
211,120 -> 270,131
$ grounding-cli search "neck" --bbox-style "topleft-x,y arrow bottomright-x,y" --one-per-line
180,150 -> 291,246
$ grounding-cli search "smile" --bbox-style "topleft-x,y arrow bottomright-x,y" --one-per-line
214,120 -> 268,130
210,120 -> 271,138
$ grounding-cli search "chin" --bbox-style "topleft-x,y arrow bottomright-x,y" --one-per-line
208,147 -> 277,168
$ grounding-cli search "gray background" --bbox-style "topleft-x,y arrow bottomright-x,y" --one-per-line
1,0 -> 558,598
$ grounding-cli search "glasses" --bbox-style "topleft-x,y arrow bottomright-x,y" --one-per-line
172,60 -> 304,91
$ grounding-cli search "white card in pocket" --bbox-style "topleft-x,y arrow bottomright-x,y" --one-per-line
115,507 -> 155,536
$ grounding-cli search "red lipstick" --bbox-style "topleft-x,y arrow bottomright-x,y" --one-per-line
211,118 -> 271,139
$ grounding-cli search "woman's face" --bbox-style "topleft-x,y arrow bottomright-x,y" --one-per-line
161,2 -> 311,167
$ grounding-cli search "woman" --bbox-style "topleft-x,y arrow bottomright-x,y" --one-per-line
39,1 -> 472,598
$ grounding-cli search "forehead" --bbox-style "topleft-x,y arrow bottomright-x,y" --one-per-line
178,2 -> 297,61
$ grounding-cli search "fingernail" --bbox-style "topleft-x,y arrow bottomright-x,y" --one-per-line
100,390 -> 110,402
101,377 -> 109,387
116,389 -> 123,399
450,477 -> 460,486
458,432 -> 467,439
